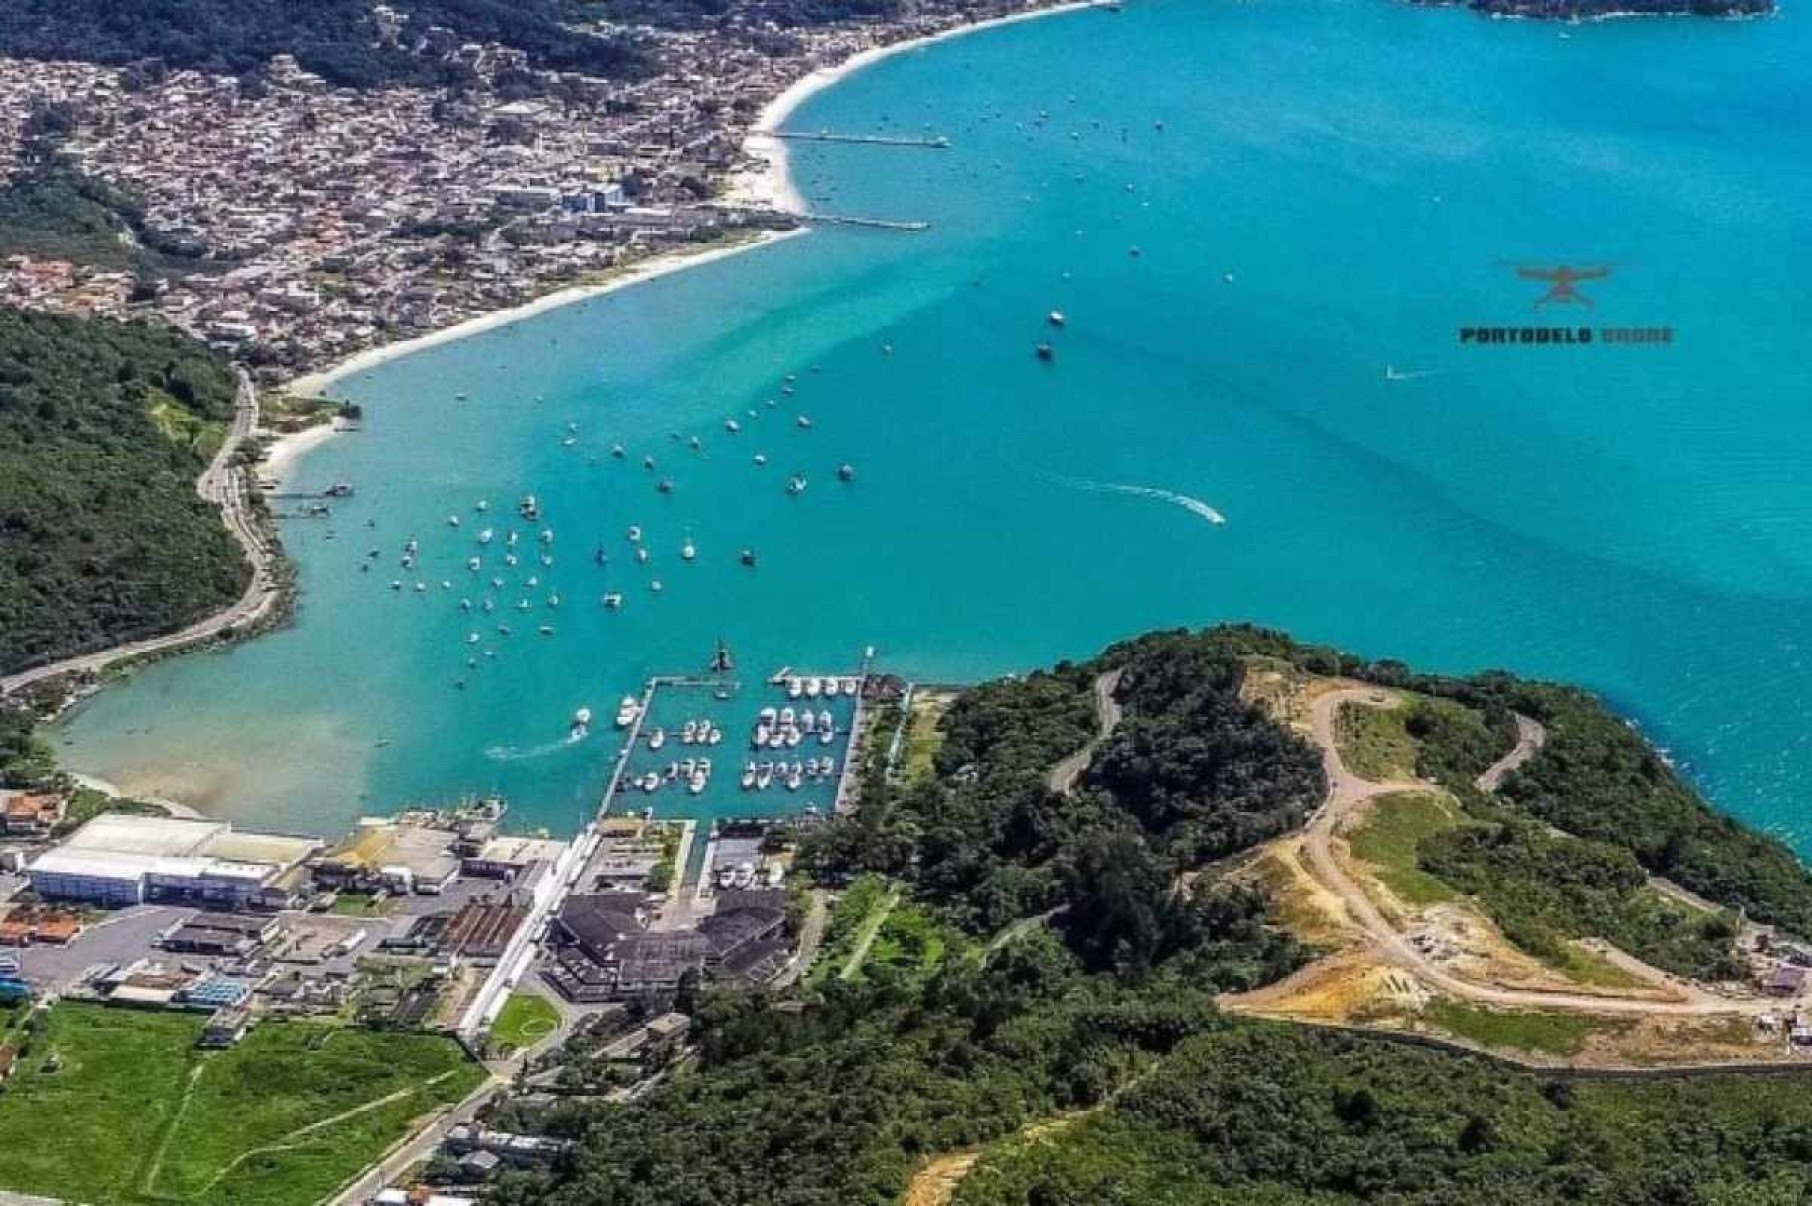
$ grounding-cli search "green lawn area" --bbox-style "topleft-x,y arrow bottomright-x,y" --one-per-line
1335,699 -> 1417,782
1423,999 -> 1629,1058
1347,791 -> 1466,906
328,891 -> 393,917
490,991 -> 562,1052
0,1004 -> 483,1206
901,691 -> 952,785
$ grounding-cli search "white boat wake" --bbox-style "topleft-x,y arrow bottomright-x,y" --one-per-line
484,732 -> 587,762
1050,475 -> 1227,526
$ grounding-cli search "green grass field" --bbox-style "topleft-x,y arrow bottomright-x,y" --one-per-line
0,1004 -> 484,1206
1347,791 -> 1465,906
1423,999 -> 1629,1058
1334,699 -> 1417,782
490,992 -> 562,1052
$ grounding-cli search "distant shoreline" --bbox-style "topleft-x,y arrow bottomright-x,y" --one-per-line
272,0 -> 1109,476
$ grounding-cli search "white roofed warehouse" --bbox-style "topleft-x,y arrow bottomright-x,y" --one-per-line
26,813 -> 320,910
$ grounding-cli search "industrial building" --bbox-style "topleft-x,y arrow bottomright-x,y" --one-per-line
26,814 -> 319,909
310,820 -> 463,895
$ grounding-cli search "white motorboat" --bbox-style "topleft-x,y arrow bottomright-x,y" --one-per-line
825,677 -> 841,698
741,763 -> 757,790
648,727 -> 666,749
805,677 -> 823,699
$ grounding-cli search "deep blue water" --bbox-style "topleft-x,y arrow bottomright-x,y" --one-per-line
55,0 -> 1812,848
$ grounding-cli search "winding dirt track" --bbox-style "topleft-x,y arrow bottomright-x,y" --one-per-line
1301,688 -> 1748,1018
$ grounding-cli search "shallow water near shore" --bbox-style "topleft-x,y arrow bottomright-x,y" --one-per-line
55,0 -> 1812,847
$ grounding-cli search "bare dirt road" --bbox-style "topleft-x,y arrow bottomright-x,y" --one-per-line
1476,712 -> 1546,792
1298,687 -> 1748,1018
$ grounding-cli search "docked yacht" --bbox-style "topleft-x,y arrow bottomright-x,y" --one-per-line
741,763 -> 757,790
756,762 -> 775,790
615,695 -> 641,728
805,677 -> 823,699
648,727 -> 666,750
786,677 -> 803,699
825,677 -> 841,698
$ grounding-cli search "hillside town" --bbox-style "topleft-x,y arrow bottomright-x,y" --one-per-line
0,0 -> 1067,382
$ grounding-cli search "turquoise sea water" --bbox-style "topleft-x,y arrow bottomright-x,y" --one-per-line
55,0 -> 1812,847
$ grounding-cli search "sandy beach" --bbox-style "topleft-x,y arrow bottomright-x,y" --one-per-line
275,0 -> 1104,479
729,0 -> 1109,214
261,418 -> 345,486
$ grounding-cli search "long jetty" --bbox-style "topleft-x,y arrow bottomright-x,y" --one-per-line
767,131 -> 950,148
802,212 -> 931,232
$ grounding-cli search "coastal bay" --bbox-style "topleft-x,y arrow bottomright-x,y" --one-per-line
51,0 -> 1812,852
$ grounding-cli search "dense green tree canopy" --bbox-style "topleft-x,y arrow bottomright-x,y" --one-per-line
0,309 -> 248,675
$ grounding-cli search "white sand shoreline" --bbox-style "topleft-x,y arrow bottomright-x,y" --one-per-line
275,0 -> 1106,479
729,0 -> 1110,213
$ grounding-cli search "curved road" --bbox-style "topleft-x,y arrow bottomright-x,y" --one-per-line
1,367 -> 283,699
1476,712 -> 1546,793
1047,668 -> 1124,794
1301,687 -> 1750,1018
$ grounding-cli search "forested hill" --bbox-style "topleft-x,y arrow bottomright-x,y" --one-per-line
0,0 -> 649,90
0,309 -> 248,676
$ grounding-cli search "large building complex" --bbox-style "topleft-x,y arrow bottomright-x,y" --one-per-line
26,814 -> 319,909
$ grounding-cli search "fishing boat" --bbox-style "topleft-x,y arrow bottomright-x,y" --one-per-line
796,415 -> 812,429
1048,310 -> 1066,327
650,579 -> 664,593
519,495 -> 540,520
740,549 -> 758,567
475,499 -> 488,512
547,594 -> 560,608
466,632 -> 481,645
627,525 -> 643,543
611,444 -> 626,458
507,530 -> 520,546
482,599 -> 495,612
636,548 -> 651,564
447,514 -> 461,527
643,455 -> 656,470
538,624 -> 555,636
517,599 -> 532,611
540,529 -> 554,544
467,556 -> 482,572
837,464 -> 855,482
1035,343 -> 1055,362
753,453 -> 768,466
786,475 -> 808,496
658,479 -> 674,494
602,592 -> 624,610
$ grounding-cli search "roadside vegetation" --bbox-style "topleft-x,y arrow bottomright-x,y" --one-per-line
0,307 -> 248,676
0,1004 -> 482,1206
474,627 -> 1812,1206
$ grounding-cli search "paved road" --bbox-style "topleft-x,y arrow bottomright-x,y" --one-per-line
1046,669 -> 1124,794
1,368 -> 282,699
1298,687 -> 1752,1018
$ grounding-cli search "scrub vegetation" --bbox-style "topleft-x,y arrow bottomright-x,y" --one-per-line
483,627 -> 1812,1206
0,1004 -> 482,1206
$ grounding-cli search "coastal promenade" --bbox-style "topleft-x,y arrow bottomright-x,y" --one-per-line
0,368 -> 282,700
